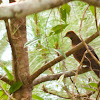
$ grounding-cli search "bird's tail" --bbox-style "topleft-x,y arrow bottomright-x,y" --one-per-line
91,63 -> 100,78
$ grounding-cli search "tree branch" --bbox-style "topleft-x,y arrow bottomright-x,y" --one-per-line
0,85 -> 15,100
0,0 -> 100,19
0,0 -> 70,19
29,31 -> 100,83
42,85 -> 70,99
0,75 -> 13,85
81,0 -> 100,7
32,66 -> 90,86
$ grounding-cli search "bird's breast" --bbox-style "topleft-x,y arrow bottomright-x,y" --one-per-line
73,47 -> 90,65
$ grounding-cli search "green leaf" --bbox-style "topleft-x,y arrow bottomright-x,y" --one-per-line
51,24 -> 67,31
60,4 -> 71,22
2,95 -> 8,100
2,65 -> 13,81
50,24 -> 68,35
98,24 -> 100,31
9,81 -> 23,94
58,74 -> 64,83
54,49 -> 67,58
0,90 -> 4,97
24,38 -> 40,47
90,6 -> 95,16
32,94 -> 44,100
2,84 -> 7,90
83,87 -> 97,91
88,83 -> 97,88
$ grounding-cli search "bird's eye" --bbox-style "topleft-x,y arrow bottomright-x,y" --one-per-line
68,32 -> 70,34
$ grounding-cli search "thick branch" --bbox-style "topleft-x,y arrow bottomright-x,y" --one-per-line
0,0 -> 70,19
81,0 -> 100,7
0,75 -> 13,85
1,0 -> 100,19
0,0 -> 2,4
32,67 -> 90,86
29,31 -> 100,83
5,20 -> 18,81
5,19 -> 17,61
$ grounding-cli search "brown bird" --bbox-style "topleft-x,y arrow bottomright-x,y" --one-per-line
64,31 -> 100,78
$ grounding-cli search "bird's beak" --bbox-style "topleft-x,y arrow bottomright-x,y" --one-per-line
63,35 -> 66,38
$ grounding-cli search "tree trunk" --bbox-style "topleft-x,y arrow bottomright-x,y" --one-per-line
9,18 -> 32,100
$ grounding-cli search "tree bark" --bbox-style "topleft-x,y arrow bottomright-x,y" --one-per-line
0,0 -> 100,19
9,18 -> 32,100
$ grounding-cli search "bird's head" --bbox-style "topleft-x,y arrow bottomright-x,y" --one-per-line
63,31 -> 81,45
64,31 -> 76,38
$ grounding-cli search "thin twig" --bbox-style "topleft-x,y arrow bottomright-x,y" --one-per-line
94,7 -> 99,32
96,91 -> 100,100
62,61 -> 80,96
59,7 -> 63,43
63,79 -> 72,98
96,81 -> 100,100
45,9 -> 52,53
0,85 -> 16,100
42,85 -> 70,99
72,51 -> 87,99
79,5 -> 89,32
79,6 -> 100,66
0,74 -> 7,80
70,77 -> 80,95
62,61 -> 72,98
75,91 -> 95,99
0,62 -> 13,85
42,85 -> 95,100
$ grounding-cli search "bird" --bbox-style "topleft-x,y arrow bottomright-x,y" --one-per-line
64,31 -> 100,78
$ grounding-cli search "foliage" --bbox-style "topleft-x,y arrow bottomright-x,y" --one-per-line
0,1 -> 100,100
28,1 -> 100,99
1,64 -> 13,81
9,81 -> 23,94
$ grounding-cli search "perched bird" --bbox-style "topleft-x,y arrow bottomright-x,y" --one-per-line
64,31 -> 100,78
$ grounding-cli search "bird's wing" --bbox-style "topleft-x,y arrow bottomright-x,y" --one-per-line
87,45 -> 99,60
